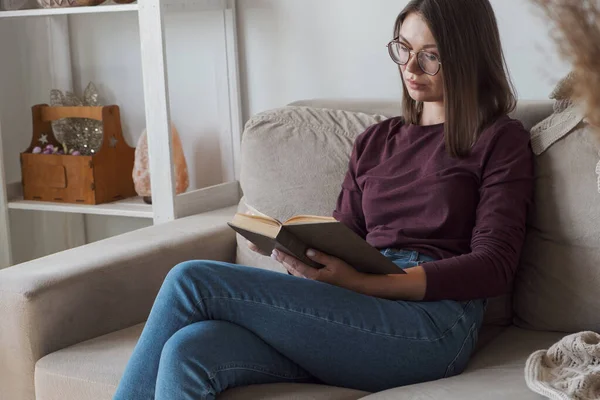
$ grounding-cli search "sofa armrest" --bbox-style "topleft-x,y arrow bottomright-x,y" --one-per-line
0,206 -> 237,400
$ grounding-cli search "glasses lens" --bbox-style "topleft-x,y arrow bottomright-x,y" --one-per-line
418,51 -> 440,75
389,42 -> 410,65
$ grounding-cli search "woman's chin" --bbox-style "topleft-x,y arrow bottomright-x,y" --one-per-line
407,90 -> 440,103
408,94 -> 428,102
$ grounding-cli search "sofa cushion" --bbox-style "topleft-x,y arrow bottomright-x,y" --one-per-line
514,121 -> 600,333
35,324 -> 144,400
359,327 -> 565,400
220,383 -> 368,400
34,324 -> 367,400
239,106 -> 387,222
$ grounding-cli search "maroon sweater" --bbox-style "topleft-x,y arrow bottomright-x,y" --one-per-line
333,116 -> 534,302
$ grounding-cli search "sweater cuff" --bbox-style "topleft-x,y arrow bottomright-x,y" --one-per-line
421,261 -> 443,301
421,258 -> 463,302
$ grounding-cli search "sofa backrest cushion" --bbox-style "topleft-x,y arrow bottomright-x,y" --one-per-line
514,120 -> 600,333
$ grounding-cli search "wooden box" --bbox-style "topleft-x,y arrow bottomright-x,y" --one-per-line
20,105 -> 136,205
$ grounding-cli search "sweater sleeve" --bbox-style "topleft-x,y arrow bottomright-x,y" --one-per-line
421,123 -> 535,301
333,135 -> 368,239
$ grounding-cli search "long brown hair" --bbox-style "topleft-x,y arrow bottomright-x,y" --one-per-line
395,0 -> 516,158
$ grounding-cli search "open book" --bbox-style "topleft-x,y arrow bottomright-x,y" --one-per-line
228,213 -> 405,275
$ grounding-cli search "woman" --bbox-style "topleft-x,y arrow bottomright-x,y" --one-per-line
114,0 -> 533,398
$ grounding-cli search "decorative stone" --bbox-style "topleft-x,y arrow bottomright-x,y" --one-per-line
32,147 -> 42,154
132,124 -> 189,199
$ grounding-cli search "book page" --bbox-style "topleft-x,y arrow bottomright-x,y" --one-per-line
233,213 -> 281,227
284,215 -> 337,225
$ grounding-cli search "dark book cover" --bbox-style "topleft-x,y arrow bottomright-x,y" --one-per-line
229,221 -> 405,275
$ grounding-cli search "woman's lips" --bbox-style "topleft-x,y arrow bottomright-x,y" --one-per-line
407,80 -> 427,90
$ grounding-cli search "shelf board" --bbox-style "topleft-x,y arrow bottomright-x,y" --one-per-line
8,196 -> 153,218
6,181 -> 240,219
0,3 -> 138,19
0,0 -> 228,19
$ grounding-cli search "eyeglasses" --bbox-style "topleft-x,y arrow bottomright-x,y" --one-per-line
386,38 -> 442,76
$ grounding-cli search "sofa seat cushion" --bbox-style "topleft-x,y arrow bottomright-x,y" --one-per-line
34,324 -> 368,400
359,327 -> 566,400
220,383 -> 368,400
35,324 -> 144,400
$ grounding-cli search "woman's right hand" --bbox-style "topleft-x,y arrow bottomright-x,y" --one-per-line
246,240 -> 269,256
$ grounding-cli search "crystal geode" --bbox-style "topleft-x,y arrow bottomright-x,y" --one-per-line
50,82 -> 103,156
37,0 -> 78,8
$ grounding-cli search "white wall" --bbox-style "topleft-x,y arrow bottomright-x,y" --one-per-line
2,0 -> 571,263
238,0 -> 570,119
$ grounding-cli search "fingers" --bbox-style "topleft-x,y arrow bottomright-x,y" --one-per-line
304,249 -> 332,265
283,261 -> 302,278
272,249 -> 318,280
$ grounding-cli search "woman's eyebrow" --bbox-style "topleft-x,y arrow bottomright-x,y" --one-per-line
398,34 -> 438,49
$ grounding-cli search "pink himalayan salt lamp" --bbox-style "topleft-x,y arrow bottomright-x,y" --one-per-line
133,124 -> 190,204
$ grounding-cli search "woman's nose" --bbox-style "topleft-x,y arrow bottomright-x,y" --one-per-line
405,53 -> 422,75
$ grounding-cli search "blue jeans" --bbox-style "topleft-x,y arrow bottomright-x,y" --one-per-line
113,249 -> 485,400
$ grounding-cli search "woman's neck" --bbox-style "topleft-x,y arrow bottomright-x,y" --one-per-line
420,101 -> 445,126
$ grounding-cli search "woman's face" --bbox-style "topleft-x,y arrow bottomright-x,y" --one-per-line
398,13 -> 444,103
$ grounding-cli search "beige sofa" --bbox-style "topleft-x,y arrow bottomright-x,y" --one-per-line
1,99 -> 599,400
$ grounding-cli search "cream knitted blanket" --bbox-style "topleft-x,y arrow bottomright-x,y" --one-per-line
525,331 -> 600,400
533,72 -> 600,194
529,99 -> 600,194
529,99 -> 584,156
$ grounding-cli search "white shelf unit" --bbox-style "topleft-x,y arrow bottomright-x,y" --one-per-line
0,0 -> 243,268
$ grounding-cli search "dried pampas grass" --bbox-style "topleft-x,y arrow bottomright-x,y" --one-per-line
533,0 -> 600,134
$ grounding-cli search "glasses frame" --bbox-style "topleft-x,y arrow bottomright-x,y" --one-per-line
386,38 -> 442,77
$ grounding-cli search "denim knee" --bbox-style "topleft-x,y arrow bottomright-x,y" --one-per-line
160,325 -> 203,369
157,324 -> 216,399
165,260 -> 216,284
160,321 -> 234,368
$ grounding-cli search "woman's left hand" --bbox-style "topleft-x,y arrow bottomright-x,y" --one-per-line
271,248 -> 365,290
